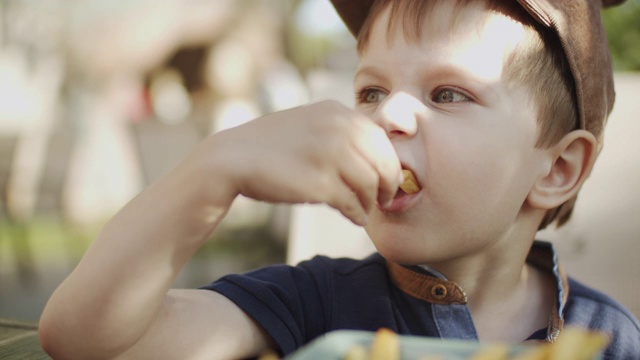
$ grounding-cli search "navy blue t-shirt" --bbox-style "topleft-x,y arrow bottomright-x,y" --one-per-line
203,246 -> 640,359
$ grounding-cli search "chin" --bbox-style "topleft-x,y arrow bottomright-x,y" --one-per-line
368,230 -> 428,265
367,226 -> 474,266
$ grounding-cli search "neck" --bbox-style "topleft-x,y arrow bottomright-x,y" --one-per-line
426,204 -> 545,306
422,211 -> 553,341
427,236 -> 532,307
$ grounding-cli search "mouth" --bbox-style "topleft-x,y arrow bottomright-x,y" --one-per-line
380,167 -> 421,212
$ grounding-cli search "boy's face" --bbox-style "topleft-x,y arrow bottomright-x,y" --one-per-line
356,2 -> 550,265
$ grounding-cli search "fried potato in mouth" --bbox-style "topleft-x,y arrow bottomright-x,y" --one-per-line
399,169 -> 420,195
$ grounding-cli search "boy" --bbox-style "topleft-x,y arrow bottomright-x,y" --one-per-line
39,0 -> 640,359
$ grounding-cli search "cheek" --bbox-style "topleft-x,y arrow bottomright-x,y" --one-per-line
424,125 -> 538,216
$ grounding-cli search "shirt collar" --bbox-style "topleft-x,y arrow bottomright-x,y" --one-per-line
386,240 -> 568,342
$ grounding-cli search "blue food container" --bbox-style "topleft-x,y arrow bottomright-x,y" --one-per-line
286,330 -> 603,360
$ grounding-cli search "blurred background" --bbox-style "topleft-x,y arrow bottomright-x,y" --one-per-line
0,0 -> 638,325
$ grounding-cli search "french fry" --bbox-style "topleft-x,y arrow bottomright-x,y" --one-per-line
573,332 -> 609,360
511,327 -> 609,360
370,328 -> 401,360
340,327 -> 608,360
511,344 -> 550,360
400,169 -> 420,194
469,343 -> 510,360
547,327 -> 609,360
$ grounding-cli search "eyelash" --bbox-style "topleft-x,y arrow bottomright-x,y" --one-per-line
432,87 -> 471,103
355,86 -> 472,105
354,87 -> 386,104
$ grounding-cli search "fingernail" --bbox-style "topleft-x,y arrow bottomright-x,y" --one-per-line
360,214 -> 369,225
383,198 -> 393,209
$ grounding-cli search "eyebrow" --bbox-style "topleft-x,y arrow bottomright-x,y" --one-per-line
354,65 -> 387,86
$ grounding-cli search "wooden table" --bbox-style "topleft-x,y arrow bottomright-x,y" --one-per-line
0,318 -> 50,359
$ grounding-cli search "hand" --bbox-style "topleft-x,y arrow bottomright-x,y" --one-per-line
214,100 -> 402,225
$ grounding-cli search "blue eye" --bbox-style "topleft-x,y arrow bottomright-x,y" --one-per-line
432,88 -> 469,103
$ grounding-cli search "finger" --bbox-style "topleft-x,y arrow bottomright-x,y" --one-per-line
354,122 -> 402,207
325,181 -> 369,226
338,150 -> 379,214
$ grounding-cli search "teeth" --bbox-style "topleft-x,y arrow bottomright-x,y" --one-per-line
399,169 -> 420,194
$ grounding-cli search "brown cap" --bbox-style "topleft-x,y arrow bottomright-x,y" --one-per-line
330,0 -> 626,144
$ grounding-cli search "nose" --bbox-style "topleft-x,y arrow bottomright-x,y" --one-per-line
373,92 -> 421,138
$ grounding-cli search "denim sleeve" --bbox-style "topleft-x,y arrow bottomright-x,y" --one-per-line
565,279 -> 640,360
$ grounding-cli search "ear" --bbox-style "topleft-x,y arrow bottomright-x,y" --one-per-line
527,130 -> 598,210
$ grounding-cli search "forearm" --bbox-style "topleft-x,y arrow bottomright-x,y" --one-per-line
40,137 -> 237,359
39,101 -> 401,359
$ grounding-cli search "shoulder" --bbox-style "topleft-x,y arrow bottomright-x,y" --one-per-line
204,252 -> 386,293
281,253 -> 388,295
565,277 -> 639,328
201,253 -> 389,355
299,252 -> 390,291
298,252 -> 387,276
564,277 -> 640,358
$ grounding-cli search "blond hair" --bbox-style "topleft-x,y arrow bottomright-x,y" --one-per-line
356,0 -> 578,229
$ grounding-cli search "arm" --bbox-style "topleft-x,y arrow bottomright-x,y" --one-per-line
38,101 -> 402,359
39,134 -> 243,359
116,290 -> 275,359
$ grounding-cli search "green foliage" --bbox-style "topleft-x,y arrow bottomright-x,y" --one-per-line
602,0 -> 640,71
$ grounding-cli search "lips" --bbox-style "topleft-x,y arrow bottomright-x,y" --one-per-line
379,167 -> 421,212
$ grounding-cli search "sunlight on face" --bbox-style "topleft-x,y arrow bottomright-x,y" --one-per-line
450,10 -> 528,82
355,2 -> 532,97
355,2 -> 545,265
378,92 -> 422,133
